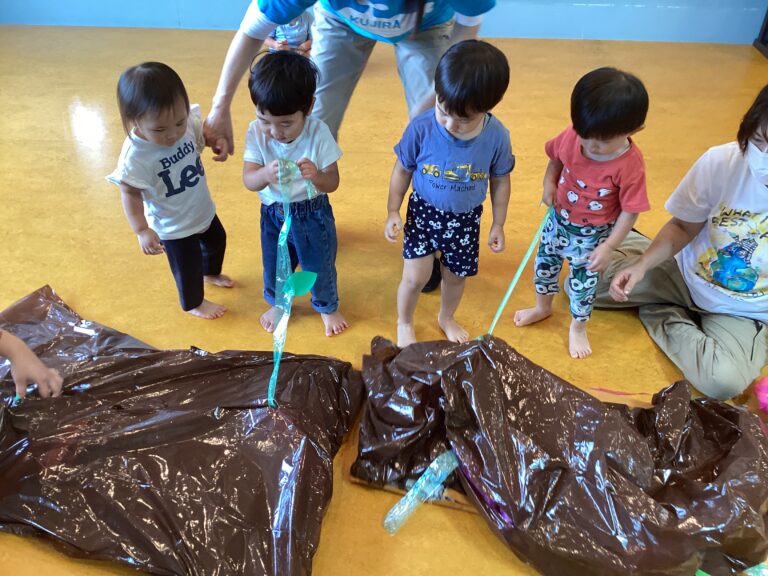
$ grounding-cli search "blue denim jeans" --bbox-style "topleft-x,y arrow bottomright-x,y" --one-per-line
261,194 -> 339,314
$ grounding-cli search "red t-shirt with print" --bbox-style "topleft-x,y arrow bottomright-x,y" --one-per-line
545,126 -> 650,226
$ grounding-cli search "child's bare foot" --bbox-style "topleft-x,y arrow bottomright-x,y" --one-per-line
569,319 -> 592,359
513,306 -> 552,326
397,323 -> 417,348
438,314 -> 469,344
204,274 -> 235,288
321,311 -> 349,336
188,299 -> 227,319
260,306 -> 280,333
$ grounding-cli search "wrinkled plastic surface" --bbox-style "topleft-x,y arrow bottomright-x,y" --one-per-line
382,450 -> 459,534
0,286 -> 363,575
352,335 -> 768,575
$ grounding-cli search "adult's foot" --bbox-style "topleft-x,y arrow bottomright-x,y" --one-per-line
438,314 -> 469,343
204,274 -> 235,288
321,311 -> 349,336
188,299 -> 227,319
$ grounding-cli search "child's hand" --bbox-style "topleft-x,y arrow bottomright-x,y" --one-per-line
295,39 -> 312,57
137,228 -> 164,255
384,212 -> 403,242
488,223 -> 505,253
264,37 -> 289,52
541,183 -> 556,207
8,339 -> 63,399
264,160 -> 282,184
296,158 -> 318,182
586,241 -> 613,272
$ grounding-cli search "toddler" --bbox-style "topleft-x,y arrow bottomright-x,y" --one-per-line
514,67 -> 650,358
265,10 -> 312,56
385,39 -> 514,348
108,62 -> 233,319
243,51 -> 347,336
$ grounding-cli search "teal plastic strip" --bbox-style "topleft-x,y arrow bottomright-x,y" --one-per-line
382,451 -> 459,534
744,565 -> 768,576
267,159 -> 318,409
488,206 -> 553,335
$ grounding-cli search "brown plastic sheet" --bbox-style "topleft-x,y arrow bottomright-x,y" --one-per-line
0,286 -> 363,575
352,336 -> 768,575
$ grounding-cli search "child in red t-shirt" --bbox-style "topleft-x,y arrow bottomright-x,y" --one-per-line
514,67 -> 650,359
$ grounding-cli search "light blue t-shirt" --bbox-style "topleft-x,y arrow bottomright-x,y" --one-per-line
241,0 -> 495,43
394,109 -> 515,213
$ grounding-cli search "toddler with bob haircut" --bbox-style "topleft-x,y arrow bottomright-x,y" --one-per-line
514,67 -> 651,359
385,39 -> 514,348
108,62 -> 233,320
243,51 -> 347,337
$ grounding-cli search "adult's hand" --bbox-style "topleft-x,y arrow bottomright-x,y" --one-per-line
206,30 -> 265,161
609,262 -> 647,302
204,106 -> 234,161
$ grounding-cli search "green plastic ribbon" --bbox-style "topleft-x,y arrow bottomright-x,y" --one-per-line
488,205 -> 554,335
697,566 -> 768,576
267,159 -> 318,409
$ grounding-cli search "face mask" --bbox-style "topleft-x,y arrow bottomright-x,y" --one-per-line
746,140 -> 768,186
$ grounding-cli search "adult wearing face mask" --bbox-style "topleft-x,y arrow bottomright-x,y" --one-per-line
595,83 -> 768,401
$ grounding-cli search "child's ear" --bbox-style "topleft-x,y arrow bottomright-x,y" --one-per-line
307,96 -> 315,116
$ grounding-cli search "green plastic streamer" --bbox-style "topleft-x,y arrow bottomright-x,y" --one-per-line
488,206 -> 554,335
267,159 -> 318,409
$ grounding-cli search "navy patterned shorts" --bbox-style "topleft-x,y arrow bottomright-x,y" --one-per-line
403,191 -> 483,277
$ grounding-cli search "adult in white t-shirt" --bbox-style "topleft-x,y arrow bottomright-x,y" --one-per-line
596,84 -> 768,400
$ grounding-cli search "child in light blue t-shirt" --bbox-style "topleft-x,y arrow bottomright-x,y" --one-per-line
265,9 -> 312,56
385,40 -> 515,348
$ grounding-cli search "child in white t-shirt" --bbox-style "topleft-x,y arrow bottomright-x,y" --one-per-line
243,51 -> 347,336
108,62 -> 233,319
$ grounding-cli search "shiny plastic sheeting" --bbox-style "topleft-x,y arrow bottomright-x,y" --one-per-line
352,335 -> 768,575
0,286 -> 363,575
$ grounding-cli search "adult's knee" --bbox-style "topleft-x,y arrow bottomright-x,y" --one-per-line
692,362 -> 752,401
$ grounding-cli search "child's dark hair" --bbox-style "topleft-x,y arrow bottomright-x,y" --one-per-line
434,39 -> 509,117
116,62 -> 190,134
737,83 -> 768,154
248,51 -> 318,116
570,67 -> 648,140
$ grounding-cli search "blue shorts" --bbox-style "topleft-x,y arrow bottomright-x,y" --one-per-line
403,191 -> 483,277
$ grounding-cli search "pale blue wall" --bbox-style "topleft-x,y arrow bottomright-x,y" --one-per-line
1,0 -> 766,44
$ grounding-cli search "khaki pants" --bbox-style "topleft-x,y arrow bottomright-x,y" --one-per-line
595,231 -> 768,399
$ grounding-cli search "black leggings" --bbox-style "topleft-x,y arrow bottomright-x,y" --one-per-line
163,215 -> 226,310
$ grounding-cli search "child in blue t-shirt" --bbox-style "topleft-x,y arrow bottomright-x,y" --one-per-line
385,40 -> 514,348
264,9 -> 312,56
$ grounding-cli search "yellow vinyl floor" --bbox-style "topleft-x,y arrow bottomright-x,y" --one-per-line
0,25 -> 767,575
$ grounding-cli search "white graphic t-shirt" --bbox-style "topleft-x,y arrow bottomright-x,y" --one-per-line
243,116 -> 341,205
107,105 -> 216,240
666,142 -> 768,322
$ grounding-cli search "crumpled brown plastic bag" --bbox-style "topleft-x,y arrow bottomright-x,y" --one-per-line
352,336 -> 768,575
0,286 -> 363,575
